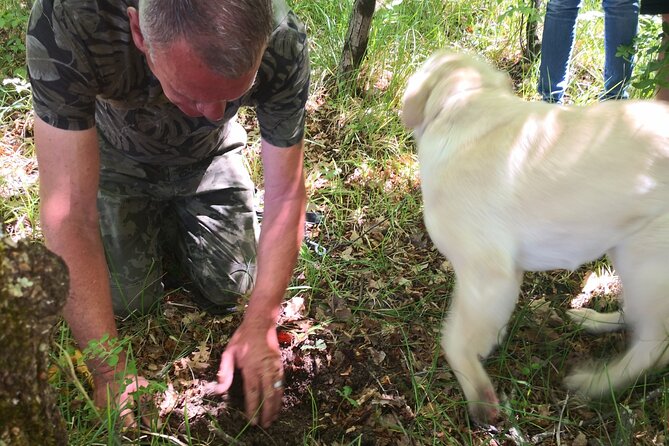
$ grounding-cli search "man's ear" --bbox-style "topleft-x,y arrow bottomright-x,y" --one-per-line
127,7 -> 148,54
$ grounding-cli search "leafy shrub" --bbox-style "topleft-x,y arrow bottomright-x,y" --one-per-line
0,4 -> 30,79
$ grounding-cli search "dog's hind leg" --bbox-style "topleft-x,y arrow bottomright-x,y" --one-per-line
567,308 -> 625,334
441,255 -> 522,424
565,217 -> 669,398
564,322 -> 669,398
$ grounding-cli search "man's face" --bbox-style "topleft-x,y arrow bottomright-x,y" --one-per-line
146,40 -> 258,122
127,8 -> 259,122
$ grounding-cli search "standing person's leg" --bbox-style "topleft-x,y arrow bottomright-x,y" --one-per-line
539,0 -> 582,103
601,0 -> 640,100
170,125 -> 259,315
97,138 -> 169,317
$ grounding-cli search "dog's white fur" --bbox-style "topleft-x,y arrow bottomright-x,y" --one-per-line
402,49 -> 669,424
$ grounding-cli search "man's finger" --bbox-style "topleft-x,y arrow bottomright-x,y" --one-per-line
119,375 -> 151,429
123,375 -> 149,394
243,376 -> 261,425
119,393 -> 138,429
120,408 -> 138,429
260,372 -> 283,428
215,349 -> 235,393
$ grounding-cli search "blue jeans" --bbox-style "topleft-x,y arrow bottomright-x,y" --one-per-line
538,0 -> 639,103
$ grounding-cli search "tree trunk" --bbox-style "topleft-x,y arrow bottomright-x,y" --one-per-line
0,236 -> 69,446
339,0 -> 376,81
523,0 -> 543,62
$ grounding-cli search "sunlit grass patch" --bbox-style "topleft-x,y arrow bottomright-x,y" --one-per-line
1,77 -> 37,239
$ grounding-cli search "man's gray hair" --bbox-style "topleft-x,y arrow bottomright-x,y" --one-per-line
138,0 -> 273,78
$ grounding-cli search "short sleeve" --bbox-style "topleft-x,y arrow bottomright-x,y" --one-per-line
26,0 -> 99,130
253,11 -> 310,148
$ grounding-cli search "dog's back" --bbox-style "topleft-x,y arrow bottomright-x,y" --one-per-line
406,51 -> 669,270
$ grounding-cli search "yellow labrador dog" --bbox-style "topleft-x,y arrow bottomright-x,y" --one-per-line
402,49 -> 669,424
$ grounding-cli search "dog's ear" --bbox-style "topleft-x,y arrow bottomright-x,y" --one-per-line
402,68 -> 431,129
402,51 -> 454,129
402,50 -> 513,129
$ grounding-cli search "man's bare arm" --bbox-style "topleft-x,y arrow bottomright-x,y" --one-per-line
34,115 -> 145,421
248,138 -> 306,323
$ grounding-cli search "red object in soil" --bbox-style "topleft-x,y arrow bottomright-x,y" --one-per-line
277,330 -> 294,346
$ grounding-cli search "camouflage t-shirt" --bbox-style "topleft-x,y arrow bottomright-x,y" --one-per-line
26,0 -> 310,165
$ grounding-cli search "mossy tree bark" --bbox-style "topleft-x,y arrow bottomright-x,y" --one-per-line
338,0 -> 376,82
0,236 -> 69,446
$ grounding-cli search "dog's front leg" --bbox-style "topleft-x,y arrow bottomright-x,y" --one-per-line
441,257 -> 522,425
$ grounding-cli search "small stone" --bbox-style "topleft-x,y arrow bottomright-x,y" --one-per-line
573,432 -> 587,446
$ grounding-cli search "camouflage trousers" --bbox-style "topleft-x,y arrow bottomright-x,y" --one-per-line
97,128 -> 259,317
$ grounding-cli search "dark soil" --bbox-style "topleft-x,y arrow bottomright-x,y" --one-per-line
142,290 -> 420,446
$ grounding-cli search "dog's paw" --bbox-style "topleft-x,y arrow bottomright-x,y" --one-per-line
564,366 -> 614,400
563,369 -> 593,395
567,308 -> 624,334
467,387 -> 500,425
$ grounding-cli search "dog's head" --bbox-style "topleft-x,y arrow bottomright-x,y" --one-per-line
402,49 -> 512,130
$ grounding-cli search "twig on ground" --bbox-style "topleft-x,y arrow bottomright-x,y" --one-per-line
137,431 -> 189,446
556,392 -> 570,446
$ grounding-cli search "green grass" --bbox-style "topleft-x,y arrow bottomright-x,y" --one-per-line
1,76 -> 37,238
3,0 -> 669,444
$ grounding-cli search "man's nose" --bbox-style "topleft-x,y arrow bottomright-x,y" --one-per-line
197,101 -> 226,121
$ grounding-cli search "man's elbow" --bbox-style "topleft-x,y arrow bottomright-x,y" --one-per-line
40,195 -> 99,240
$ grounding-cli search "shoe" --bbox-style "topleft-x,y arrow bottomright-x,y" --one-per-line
186,287 -> 238,316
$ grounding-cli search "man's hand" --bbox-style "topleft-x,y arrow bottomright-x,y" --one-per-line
93,372 -> 152,429
214,319 -> 284,428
